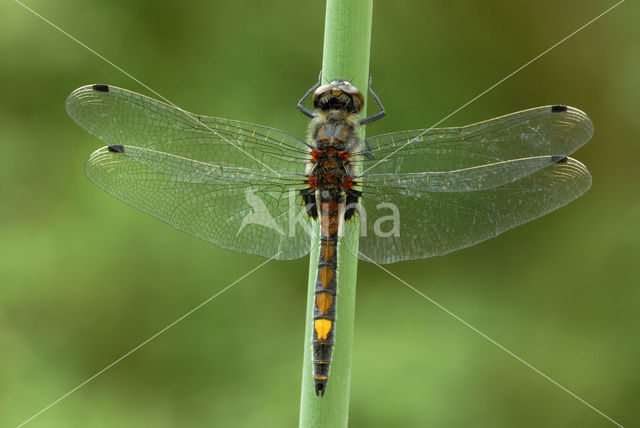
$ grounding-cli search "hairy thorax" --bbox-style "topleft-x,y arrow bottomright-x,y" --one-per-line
307,110 -> 359,198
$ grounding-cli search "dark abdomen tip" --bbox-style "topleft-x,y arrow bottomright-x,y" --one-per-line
551,104 -> 567,112
93,84 -> 110,92
314,380 -> 327,397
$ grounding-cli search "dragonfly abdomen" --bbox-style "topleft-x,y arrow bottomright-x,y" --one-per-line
307,118 -> 360,396
312,199 -> 340,396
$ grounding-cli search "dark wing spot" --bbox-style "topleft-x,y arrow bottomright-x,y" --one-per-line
551,155 -> 568,163
92,84 -> 110,92
108,145 -> 125,153
551,105 -> 567,113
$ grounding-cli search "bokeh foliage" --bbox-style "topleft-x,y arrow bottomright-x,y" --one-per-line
1,0 -> 638,426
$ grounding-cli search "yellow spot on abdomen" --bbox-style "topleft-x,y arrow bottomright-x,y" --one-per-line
314,319 -> 332,340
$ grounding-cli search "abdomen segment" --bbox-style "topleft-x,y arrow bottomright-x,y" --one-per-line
312,200 -> 340,396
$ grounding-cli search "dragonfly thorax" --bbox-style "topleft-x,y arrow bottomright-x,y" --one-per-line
308,121 -> 356,185
301,113 -> 361,221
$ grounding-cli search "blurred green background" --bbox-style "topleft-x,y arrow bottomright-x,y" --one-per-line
1,0 -> 639,426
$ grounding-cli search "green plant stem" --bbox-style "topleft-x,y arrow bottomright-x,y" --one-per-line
299,1 -> 373,427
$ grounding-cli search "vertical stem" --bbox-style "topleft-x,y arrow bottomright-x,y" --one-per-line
299,1 -> 373,427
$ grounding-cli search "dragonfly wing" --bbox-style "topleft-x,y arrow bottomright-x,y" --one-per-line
360,155 -> 567,192
357,158 -> 591,264
86,145 -> 314,260
66,84 -> 309,172
361,106 -> 593,175
68,84 -> 315,259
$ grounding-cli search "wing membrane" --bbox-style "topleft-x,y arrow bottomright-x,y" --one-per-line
66,85 -> 310,173
69,87 -> 593,263
85,146 -> 313,260
357,158 -> 591,264
361,106 -> 593,175
360,155 -> 563,192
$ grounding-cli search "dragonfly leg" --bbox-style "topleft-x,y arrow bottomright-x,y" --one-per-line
297,71 -> 323,118
362,138 -> 375,160
347,137 -> 374,160
358,76 -> 386,125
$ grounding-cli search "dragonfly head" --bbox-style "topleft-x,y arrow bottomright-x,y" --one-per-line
312,80 -> 364,115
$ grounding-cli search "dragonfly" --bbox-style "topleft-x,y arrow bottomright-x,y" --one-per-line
66,75 -> 593,397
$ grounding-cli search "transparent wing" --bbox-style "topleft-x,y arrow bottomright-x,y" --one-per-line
359,106 -> 593,176
357,158 -> 591,264
66,84 -> 315,260
85,145 -> 314,260
359,155 -> 566,192
66,84 -> 310,173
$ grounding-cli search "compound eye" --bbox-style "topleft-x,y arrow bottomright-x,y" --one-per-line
315,83 -> 333,96
312,83 -> 334,105
337,82 -> 353,92
339,83 -> 358,95
338,84 -> 365,113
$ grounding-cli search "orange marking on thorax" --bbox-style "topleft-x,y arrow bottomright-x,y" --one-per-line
317,266 -> 334,288
341,176 -> 353,189
314,319 -> 332,340
316,292 -> 334,314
